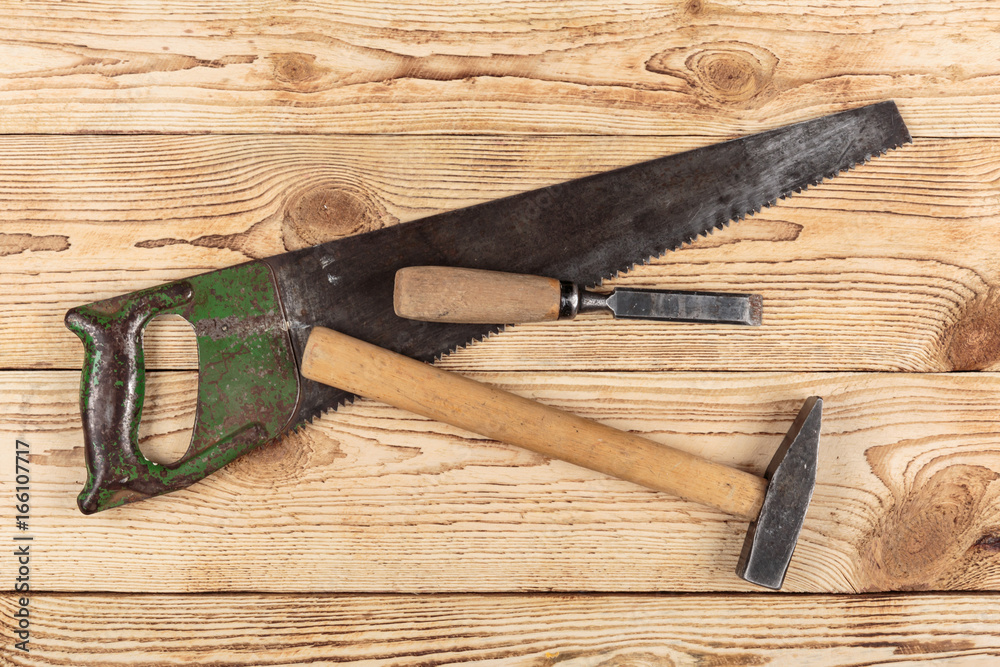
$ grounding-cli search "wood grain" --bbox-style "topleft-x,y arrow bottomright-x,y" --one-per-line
2,370 -> 998,594
2,592 -> 999,666
0,1 -> 998,135
4,135 -> 1000,373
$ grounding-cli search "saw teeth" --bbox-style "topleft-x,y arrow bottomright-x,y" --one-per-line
586,133 -> 910,291
432,324 -> 505,363
301,393 -> 356,427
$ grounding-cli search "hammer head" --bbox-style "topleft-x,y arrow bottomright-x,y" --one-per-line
736,396 -> 823,590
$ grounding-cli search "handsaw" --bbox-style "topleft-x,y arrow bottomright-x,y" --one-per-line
65,102 -> 910,514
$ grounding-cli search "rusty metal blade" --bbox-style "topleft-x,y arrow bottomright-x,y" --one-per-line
606,289 -> 763,326
266,101 -> 911,426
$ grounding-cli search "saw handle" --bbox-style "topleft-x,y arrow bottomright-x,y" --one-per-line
64,281 -> 195,514
302,326 -> 767,520
394,266 -> 567,323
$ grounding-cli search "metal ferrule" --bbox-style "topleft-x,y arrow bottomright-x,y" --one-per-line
558,281 -> 579,319
559,283 -> 612,319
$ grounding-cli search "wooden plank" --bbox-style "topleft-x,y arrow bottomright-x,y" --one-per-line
4,135 -> 999,373
0,1 -> 997,135
2,592 -> 999,666
2,370 -> 999,594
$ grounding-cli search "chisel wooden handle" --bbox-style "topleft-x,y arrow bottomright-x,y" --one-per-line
394,266 -> 564,323
302,326 -> 768,520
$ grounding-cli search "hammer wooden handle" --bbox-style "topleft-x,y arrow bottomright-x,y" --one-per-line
302,327 -> 767,520
394,266 -> 563,323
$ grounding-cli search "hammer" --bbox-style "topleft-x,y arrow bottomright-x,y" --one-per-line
301,327 -> 822,589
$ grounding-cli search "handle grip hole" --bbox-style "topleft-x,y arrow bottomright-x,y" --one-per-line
138,314 -> 198,465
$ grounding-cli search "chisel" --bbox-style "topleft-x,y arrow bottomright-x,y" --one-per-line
394,266 -> 763,325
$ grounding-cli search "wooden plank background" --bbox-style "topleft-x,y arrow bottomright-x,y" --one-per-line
3,0 -> 1000,664
2,593 -> 998,665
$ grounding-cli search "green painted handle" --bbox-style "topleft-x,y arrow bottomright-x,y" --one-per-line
66,282 -> 197,514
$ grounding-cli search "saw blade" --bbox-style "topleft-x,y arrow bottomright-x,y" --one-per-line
264,101 -> 911,428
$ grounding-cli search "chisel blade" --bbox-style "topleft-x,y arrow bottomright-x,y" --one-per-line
606,289 -> 763,325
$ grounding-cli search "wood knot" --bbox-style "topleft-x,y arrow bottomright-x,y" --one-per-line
271,52 -> 329,90
859,462 -> 1000,590
941,287 -> 1000,370
647,42 -> 777,107
281,182 -> 394,251
683,0 -> 704,15
687,46 -> 775,105
973,533 -> 1000,552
